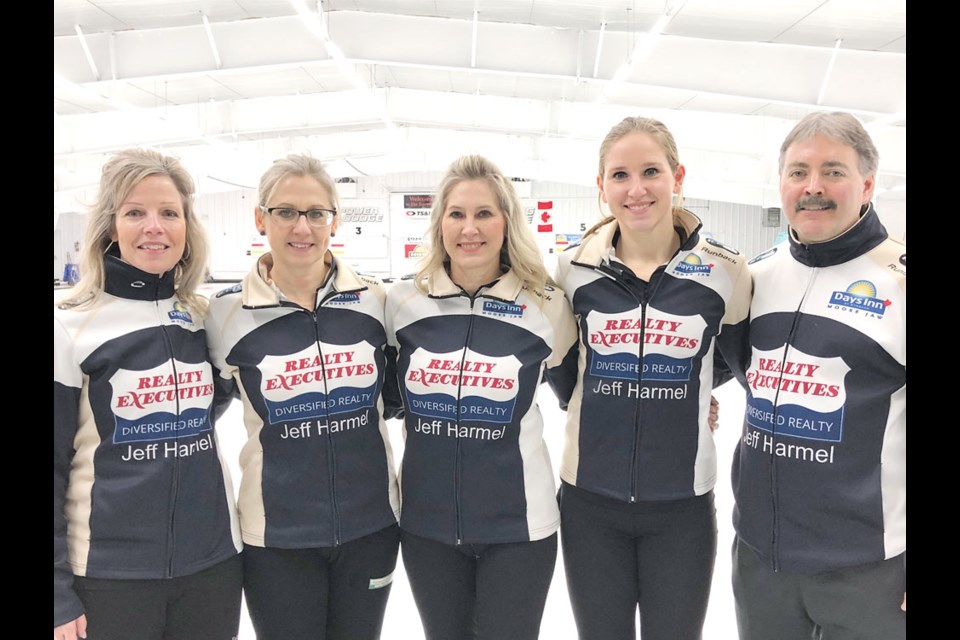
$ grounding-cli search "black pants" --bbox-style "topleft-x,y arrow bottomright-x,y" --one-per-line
401,529 -> 557,640
559,482 -> 717,640
243,524 -> 400,640
73,554 -> 242,640
733,538 -> 906,640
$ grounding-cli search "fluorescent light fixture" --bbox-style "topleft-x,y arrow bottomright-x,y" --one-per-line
816,39 -> 842,105
599,0 -> 686,100
289,0 -> 328,40
593,22 -> 606,78
201,14 -> 222,69
74,25 -> 101,81
471,10 -> 479,68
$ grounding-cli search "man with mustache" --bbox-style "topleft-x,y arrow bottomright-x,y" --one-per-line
730,112 -> 906,640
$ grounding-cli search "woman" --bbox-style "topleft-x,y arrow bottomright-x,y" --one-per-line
205,154 -> 400,640
552,117 -> 751,640
54,149 -> 243,640
386,155 -> 578,640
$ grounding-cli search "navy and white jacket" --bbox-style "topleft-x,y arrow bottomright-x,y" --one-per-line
732,205 -> 906,574
53,256 -> 241,628
206,253 -> 400,549
553,209 -> 751,502
386,268 -> 577,545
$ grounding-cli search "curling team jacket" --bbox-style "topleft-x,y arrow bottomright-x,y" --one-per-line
386,268 -> 577,544
552,209 -> 751,502
732,205 -> 906,575
206,253 -> 400,549
53,256 -> 242,628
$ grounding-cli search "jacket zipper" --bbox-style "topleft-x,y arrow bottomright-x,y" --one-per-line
603,265 -> 667,503
156,283 -> 180,579
310,305 -> 343,547
307,285 -> 366,546
453,294 -> 478,544
768,267 -> 818,572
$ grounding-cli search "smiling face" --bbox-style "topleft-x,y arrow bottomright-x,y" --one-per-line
256,174 -> 339,272
780,133 -> 875,244
441,179 -> 506,287
111,174 -> 186,275
598,132 -> 685,237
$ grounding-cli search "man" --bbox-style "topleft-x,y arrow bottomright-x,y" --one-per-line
732,112 -> 906,639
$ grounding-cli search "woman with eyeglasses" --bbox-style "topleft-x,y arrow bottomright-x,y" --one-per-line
206,154 -> 401,640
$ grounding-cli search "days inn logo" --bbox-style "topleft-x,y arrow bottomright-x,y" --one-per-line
481,300 -> 525,317
672,253 -> 713,276
329,292 -> 361,305
168,301 -> 193,325
826,280 -> 890,318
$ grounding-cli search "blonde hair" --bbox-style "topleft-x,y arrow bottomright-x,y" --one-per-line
416,155 -> 551,296
59,149 -> 210,314
258,153 -> 338,211
586,116 -> 685,237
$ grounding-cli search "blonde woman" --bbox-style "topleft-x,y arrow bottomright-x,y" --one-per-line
386,155 -> 577,640
206,154 -> 400,640
553,117 -> 751,640
54,149 -> 242,640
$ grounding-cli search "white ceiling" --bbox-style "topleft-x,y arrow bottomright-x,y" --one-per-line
54,0 -> 906,210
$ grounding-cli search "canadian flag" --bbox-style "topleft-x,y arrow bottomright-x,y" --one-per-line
537,201 -> 553,232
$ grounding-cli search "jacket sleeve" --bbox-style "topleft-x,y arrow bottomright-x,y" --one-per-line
542,288 -> 580,410
382,345 -> 404,420
203,304 -> 239,423
715,257 -> 753,387
54,315 -> 84,627
382,286 -> 406,420
210,362 -> 239,423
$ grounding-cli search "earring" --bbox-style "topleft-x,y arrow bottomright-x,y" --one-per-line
330,231 -> 336,237
259,229 -> 266,236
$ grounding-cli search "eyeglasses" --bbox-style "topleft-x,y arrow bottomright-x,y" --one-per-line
263,207 -> 337,228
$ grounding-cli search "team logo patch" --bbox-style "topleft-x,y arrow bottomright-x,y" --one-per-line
826,280 -> 890,318
404,348 -> 521,423
585,309 -> 705,382
671,253 -> 713,276
259,341 -> 379,424
168,301 -> 194,324
744,347 -> 848,443
110,361 -> 214,444
481,300 -> 525,317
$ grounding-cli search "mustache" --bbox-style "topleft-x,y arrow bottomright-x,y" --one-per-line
795,196 -> 837,211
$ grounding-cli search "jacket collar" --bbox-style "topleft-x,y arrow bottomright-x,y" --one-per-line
787,204 -> 888,268
103,252 -> 176,301
571,208 -> 703,269
424,265 -> 524,302
241,251 -> 367,308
